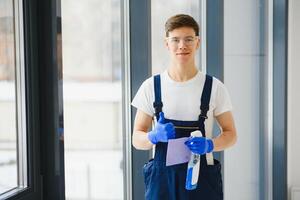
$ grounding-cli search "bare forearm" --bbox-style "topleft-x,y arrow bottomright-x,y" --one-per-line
212,130 -> 237,152
132,130 -> 154,150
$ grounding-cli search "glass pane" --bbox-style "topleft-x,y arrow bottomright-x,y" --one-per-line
61,0 -> 123,199
151,0 -> 201,74
0,0 -> 18,194
222,0 -> 271,199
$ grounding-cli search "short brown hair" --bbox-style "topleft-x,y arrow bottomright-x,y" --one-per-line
165,14 -> 199,37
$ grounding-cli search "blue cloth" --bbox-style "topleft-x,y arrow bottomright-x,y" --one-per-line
143,74 -> 223,200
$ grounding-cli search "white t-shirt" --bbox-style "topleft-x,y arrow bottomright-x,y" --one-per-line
132,70 -> 233,138
132,70 -> 233,164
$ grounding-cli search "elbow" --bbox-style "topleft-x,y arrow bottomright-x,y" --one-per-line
132,138 -> 141,150
132,132 -> 146,150
132,141 -> 148,150
231,130 -> 237,146
132,131 -> 152,150
132,134 -> 140,150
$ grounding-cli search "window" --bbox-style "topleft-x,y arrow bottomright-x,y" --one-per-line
0,0 -> 27,197
61,0 -> 124,199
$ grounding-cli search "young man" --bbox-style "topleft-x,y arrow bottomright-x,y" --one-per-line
131,14 -> 237,200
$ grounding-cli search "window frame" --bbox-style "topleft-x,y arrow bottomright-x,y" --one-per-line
0,0 -> 40,198
3,0 -> 65,199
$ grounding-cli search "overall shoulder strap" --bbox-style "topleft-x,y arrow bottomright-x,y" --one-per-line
198,74 -> 213,137
199,74 -> 214,165
153,75 -> 163,121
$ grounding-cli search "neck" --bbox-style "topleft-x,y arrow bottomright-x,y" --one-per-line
168,61 -> 198,82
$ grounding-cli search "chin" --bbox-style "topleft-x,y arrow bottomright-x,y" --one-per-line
176,58 -> 191,64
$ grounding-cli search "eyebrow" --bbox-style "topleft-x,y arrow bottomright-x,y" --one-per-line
169,36 -> 196,39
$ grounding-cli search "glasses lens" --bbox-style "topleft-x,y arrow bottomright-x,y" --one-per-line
168,37 -> 196,46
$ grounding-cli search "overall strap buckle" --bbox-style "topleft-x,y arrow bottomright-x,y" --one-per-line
199,105 -> 209,119
199,112 -> 208,120
153,102 -> 163,115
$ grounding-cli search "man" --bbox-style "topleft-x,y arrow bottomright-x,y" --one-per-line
132,14 -> 237,200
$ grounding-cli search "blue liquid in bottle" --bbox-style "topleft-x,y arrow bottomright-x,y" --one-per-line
185,130 -> 202,190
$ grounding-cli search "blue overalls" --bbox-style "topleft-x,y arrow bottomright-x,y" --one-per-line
143,74 -> 223,200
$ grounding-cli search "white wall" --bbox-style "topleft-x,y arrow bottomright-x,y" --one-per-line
223,0 -> 262,199
288,0 -> 300,199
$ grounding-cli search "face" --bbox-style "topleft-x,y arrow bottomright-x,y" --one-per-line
165,27 -> 200,65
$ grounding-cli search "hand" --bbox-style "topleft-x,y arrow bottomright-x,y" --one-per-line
147,112 -> 175,144
185,137 -> 214,155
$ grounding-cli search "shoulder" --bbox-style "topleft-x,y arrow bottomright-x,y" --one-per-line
143,72 -> 166,87
197,73 -> 225,92
209,75 -> 233,115
139,75 -> 154,90
209,75 -> 232,105
207,74 -> 221,84
210,76 -> 227,91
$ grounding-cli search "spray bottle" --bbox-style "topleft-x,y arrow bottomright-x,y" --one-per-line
185,130 -> 202,190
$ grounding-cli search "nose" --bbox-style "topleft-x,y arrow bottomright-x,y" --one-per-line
178,40 -> 187,49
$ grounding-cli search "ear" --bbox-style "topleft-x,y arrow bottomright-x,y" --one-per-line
196,37 -> 200,49
164,38 -> 170,50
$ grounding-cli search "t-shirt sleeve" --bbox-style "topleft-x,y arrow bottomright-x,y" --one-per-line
131,78 -> 155,117
213,80 -> 233,116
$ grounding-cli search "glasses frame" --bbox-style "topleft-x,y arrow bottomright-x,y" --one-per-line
166,36 -> 199,47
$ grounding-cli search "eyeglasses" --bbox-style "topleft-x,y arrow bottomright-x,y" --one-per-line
167,36 -> 198,47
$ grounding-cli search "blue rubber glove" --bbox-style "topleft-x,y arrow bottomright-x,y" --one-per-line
184,137 -> 214,155
147,112 -> 175,144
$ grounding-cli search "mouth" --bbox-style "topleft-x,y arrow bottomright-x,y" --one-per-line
176,52 -> 190,56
